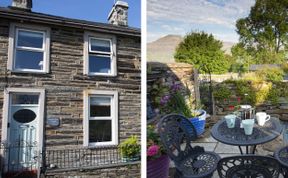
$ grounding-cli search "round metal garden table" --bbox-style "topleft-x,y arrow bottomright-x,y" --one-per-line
211,117 -> 283,154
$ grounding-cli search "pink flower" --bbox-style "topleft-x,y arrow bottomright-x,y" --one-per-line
147,145 -> 160,157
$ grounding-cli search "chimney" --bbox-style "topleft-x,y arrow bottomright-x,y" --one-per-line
108,1 -> 129,27
11,0 -> 32,11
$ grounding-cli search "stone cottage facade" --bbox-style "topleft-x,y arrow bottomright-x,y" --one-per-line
0,0 -> 141,177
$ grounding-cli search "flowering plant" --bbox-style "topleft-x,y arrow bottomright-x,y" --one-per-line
147,125 -> 165,160
157,82 -> 197,118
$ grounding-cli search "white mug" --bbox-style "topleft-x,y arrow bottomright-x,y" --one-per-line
256,112 -> 270,126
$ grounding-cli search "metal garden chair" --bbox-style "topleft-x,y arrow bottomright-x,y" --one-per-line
217,155 -> 281,178
158,114 -> 220,178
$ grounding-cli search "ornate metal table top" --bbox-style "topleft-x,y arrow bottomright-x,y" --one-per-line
211,117 -> 282,146
275,146 -> 288,168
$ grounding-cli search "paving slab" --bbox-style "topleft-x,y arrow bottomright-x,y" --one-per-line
215,142 -> 241,154
191,142 -> 217,152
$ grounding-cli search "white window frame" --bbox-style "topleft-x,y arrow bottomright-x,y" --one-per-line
83,90 -> 118,147
8,23 -> 51,73
83,32 -> 117,76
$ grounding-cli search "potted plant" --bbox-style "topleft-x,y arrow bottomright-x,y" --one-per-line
147,125 -> 169,178
118,135 -> 141,162
158,82 -> 207,136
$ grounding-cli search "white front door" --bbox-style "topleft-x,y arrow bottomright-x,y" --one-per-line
5,93 -> 40,175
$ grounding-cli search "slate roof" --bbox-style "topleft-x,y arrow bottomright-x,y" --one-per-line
0,6 -> 140,37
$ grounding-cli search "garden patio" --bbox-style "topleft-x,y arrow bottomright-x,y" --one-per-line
147,61 -> 288,178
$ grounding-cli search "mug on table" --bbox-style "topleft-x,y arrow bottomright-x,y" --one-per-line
256,112 -> 270,126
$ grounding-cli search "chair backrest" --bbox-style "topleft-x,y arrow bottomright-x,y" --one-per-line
158,114 -> 202,163
217,155 -> 281,178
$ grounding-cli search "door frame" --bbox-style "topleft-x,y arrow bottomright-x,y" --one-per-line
1,88 -> 45,175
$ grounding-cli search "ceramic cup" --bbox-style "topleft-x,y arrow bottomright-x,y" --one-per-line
256,112 -> 270,126
242,119 -> 255,135
225,114 -> 236,128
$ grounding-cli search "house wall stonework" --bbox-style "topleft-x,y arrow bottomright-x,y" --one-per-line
44,163 -> 140,178
0,18 -> 141,147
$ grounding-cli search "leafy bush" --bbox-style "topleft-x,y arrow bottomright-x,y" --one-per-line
221,79 -> 286,105
213,85 -> 232,101
119,135 -> 141,159
281,62 -> 288,73
256,67 -> 284,82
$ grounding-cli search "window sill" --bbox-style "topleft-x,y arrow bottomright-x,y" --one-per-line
86,73 -> 117,77
10,70 -> 49,75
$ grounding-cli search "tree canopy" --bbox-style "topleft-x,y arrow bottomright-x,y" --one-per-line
236,0 -> 288,58
174,31 -> 229,74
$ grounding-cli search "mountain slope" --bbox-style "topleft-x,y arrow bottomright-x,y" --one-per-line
147,35 -> 235,63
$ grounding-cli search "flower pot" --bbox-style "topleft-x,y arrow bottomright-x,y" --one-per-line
147,155 -> 170,178
122,155 -> 141,162
189,110 -> 206,136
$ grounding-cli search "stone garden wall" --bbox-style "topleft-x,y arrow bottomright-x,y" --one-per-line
147,62 -> 198,119
214,81 -> 288,120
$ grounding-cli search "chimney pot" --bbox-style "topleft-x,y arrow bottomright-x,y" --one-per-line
108,1 -> 129,27
11,0 -> 32,11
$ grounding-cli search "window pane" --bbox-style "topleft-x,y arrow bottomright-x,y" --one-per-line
90,96 -> 111,117
12,94 -> 39,104
89,55 -> 111,73
17,30 -> 43,49
15,50 -> 44,70
89,120 -> 112,143
90,39 -> 111,52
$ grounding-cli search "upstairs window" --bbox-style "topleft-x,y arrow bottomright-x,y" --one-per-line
84,32 -> 117,76
8,24 -> 50,73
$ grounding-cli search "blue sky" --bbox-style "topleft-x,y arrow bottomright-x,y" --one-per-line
147,0 -> 255,43
0,0 -> 141,28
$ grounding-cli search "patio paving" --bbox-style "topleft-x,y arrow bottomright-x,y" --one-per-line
168,119 -> 288,178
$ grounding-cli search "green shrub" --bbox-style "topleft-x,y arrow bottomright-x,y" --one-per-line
213,85 -> 232,101
119,135 -> 141,159
256,67 -> 284,82
281,62 -> 288,73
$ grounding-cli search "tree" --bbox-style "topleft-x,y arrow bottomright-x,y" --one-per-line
236,0 -> 288,54
230,43 -> 253,73
174,31 -> 229,74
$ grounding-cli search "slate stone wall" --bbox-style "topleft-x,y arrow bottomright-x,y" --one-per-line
147,62 -> 197,118
44,163 -> 141,178
0,18 -> 141,175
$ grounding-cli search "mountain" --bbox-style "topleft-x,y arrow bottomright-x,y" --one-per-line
147,35 -> 235,63
147,35 -> 182,63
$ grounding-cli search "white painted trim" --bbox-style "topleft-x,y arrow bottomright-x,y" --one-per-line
1,88 -> 45,173
83,90 -> 118,147
83,31 -> 117,76
8,23 -> 50,73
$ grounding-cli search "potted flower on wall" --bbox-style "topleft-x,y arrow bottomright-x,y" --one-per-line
147,125 -> 169,178
118,135 -> 141,162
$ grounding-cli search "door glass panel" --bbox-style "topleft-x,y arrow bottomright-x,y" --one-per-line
17,30 -> 43,49
13,109 -> 36,123
90,38 -> 111,52
12,94 -> 39,104
15,50 -> 44,70
90,96 -> 111,117
89,120 -> 112,143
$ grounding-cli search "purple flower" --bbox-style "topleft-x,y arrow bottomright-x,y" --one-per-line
171,83 -> 181,92
160,95 -> 170,105
147,145 -> 160,157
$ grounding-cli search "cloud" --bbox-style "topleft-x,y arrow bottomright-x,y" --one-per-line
147,0 -> 255,42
